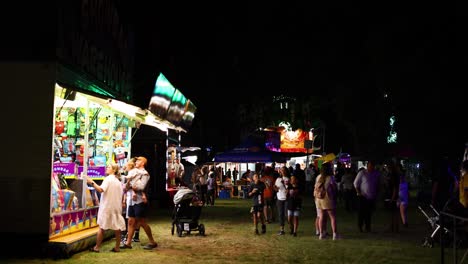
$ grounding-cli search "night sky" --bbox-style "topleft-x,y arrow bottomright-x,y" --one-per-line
123,3 -> 465,158
3,2 -> 465,159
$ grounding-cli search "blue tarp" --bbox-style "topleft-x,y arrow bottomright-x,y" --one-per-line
213,149 -> 287,163
213,134 -> 287,163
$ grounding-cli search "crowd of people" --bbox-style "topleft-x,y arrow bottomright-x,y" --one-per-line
84,152 -> 468,252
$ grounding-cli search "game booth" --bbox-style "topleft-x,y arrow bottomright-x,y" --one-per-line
2,2 -> 197,258
48,81 -> 178,256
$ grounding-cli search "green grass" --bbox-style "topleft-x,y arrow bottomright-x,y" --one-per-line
3,196 -> 458,264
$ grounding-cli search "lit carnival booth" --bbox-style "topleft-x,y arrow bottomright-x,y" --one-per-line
213,126 -> 316,198
49,82 -> 177,256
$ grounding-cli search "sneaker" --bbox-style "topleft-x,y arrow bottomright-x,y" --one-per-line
277,230 -> 285,236
261,224 -> 266,234
319,234 -> 325,240
132,238 -> 140,242
143,243 -> 158,250
315,231 -> 320,236
293,232 -> 297,237
333,233 -> 341,240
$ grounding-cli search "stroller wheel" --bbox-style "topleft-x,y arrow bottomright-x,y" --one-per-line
177,223 -> 183,237
198,224 -> 205,236
422,237 -> 434,248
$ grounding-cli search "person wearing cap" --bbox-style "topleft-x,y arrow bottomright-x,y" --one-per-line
120,156 -> 158,250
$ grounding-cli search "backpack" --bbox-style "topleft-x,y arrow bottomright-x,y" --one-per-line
314,181 -> 326,199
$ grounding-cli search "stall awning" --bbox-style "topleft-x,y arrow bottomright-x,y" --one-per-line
148,73 -> 196,132
55,83 -> 176,133
213,135 -> 287,163
214,149 -> 287,163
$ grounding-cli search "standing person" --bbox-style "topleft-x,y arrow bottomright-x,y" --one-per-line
87,163 -> 126,252
173,158 -> 185,182
293,163 -> 306,194
248,173 -> 266,235
261,167 -> 276,223
315,162 -> 339,240
121,158 -> 136,242
206,167 -> 217,206
121,157 -> 146,242
305,163 -> 316,196
341,167 -> 356,212
335,162 -> 346,204
431,157 -> 458,212
274,166 -> 290,235
191,165 -> 202,192
354,160 -> 381,233
287,176 -> 302,237
120,156 -> 158,250
398,164 -> 409,227
242,169 -> 252,182
233,167 -> 239,182
199,165 -> 209,205
384,162 -> 401,233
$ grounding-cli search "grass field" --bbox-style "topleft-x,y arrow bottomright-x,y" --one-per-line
3,195 -> 459,264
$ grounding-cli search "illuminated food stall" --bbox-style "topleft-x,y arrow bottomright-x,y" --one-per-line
2,2 -> 196,257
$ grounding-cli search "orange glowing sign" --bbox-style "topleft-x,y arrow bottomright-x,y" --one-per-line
280,129 -> 308,153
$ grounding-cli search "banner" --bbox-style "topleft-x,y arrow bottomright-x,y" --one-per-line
280,129 -> 308,153
53,163 -> 76,176
78,166 -> 106,178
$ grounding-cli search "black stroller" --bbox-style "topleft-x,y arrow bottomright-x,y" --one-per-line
171,188 -> 205,237
418,199 -> 468,248
418,204 -> 452,248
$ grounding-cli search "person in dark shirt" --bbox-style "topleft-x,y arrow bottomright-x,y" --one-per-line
432,157 -> 458,212
287,176 -> 302,236
242,169 -> 252,182
293,163 -> 306,194
248,173 -> 266,235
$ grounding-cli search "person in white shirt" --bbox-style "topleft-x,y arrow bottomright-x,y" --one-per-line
274,166 -> 290,235
354,160 -> 381,233
87,163 -> 126,252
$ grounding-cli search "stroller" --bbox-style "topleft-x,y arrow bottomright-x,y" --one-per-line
418,204 -> 452,248
171,188 -> 205,237
418,199 -> 468,248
